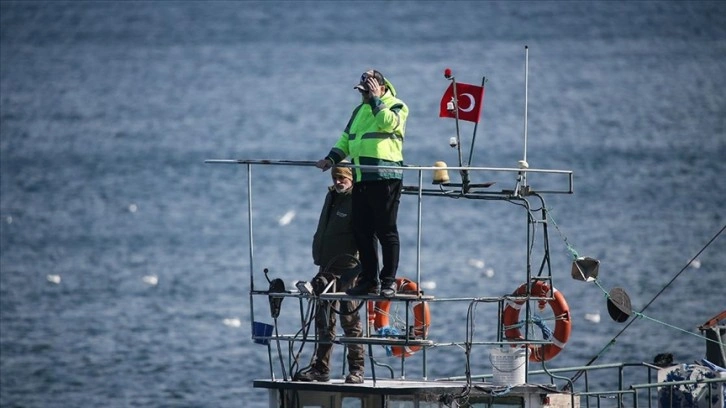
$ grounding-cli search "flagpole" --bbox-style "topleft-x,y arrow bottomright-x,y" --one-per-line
467,75 -> 487,168
445,69 -> 469,193
451,78 -> 463,169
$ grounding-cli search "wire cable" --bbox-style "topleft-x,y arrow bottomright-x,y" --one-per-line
563,224 -> 726,390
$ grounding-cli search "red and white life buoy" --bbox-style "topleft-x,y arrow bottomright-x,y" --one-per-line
367,277 -> 431,358
502,280 -> 571,362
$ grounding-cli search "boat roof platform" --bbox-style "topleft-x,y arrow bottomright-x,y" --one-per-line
253,378 -> 578,408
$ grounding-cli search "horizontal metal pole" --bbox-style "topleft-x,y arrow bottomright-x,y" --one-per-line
205,159 -> 318,166
337,337 -> 434,346
253,290 -> 433,301
319,293 -> 434,301
253,291 -> 550,303
442,362 -> 641,381
631,377 -> 726,389
205,158 -> 573,176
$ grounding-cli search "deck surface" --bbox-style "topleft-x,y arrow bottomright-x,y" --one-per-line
253,378 -> 556,396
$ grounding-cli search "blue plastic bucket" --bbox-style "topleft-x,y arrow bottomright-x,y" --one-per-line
253,321 -> 274,345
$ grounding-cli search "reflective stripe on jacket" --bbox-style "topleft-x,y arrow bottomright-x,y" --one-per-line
326,87 -> 408,182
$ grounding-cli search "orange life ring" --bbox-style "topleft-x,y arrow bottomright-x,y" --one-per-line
368,277 -> 431,358
502,280 -> 571,362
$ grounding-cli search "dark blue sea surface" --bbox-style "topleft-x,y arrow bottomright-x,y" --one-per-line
2,1 -> 725,407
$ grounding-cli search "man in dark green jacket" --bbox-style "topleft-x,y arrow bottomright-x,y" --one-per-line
315,69 -> 409,298
294,164 -> 365,384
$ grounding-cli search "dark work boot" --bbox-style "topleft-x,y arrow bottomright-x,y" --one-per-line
345,371 -> 364,384
380,280 -> 397,297
346,280 -> 379,296
293,367 -> 330,382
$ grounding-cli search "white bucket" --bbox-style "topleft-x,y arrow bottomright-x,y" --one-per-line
490,347 -> 527,386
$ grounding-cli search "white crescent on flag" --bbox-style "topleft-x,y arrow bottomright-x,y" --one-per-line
459,93 -> 475,112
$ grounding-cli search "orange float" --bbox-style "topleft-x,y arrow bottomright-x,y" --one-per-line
502,280 -> 571,362
367,277 -> 431,358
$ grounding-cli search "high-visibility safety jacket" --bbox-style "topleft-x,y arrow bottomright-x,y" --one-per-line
326,82 -> 409,182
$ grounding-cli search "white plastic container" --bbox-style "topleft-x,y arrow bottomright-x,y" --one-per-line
490,346 -> 527,386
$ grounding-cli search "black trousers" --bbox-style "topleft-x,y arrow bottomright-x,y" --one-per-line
351,179 -> 401,285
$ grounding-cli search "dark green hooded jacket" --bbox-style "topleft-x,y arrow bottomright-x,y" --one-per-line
312,187 -> 358,270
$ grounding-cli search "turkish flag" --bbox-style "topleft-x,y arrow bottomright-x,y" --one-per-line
439,82 -> 485,123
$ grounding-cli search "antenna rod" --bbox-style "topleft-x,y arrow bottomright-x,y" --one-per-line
523,45 -> 529,165
515,45 -> 530,194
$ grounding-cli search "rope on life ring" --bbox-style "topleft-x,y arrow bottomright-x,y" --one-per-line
501,280 -> 571,362
367,277 -> 431,358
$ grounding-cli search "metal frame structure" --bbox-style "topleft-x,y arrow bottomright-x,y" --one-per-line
205,159 -> 575,387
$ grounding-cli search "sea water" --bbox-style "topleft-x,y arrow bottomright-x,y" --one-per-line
2,2 -> 725,407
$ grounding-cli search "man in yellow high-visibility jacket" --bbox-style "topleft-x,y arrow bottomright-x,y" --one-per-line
315,69 -> 409,298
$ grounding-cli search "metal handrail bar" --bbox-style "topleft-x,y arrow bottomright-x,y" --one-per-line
205,159 -> 574,194
205,159 -> 573,175
632,377 -> 726,389
453,361 -> 656,382
257,292 -> 555,303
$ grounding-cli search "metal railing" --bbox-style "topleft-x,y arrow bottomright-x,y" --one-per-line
207,159 -> 577,383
